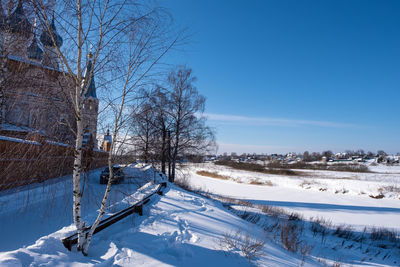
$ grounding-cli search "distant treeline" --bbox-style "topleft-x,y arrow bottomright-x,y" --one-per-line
215,160 -> 370,173
266,161 -> 370,173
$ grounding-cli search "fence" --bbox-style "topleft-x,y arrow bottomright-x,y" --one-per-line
0,135 -> 108,190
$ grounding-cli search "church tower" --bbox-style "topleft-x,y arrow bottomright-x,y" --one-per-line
40,14 -> 62,69
102,129 -> 112,152
27,19 -> 43,63
5,0 -> 32,59
82,52 -> 99,146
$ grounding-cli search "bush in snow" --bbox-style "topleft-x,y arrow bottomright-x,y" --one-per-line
280,222 -> 304,253
219,230 -> 266,262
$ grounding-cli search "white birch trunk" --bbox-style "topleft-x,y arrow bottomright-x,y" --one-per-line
81,147 -> 114,255
81,57 -> 130,254
73,109 -> 86,250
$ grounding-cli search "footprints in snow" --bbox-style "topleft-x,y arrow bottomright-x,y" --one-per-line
178,191 -> 209,212
156,216 -> 199,259
175,217 -> 199,244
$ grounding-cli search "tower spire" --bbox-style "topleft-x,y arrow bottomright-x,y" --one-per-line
82,52 -> 97,98
8,0 -> 32,37
40,13 -> 63,48
27,18 -> 43,62
40,9 -> 63,68
5,0 -> 32,59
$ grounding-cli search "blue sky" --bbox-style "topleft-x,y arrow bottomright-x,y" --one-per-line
163,0 -> 400,154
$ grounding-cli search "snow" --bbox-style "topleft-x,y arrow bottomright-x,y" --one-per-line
45,140 -> 69,147
0,135 -> 41,145
0,165 -> 151,252
0,172 -> 309,266
6,54 -> 61,73
184,163 -> 400,230
1,123 -> 32,132
0,162 -> 399,266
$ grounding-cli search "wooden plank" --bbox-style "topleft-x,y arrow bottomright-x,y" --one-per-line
62,182 -> 167,251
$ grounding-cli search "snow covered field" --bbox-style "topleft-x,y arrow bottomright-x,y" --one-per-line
185,163 -> 400,230
0,162 -> 399,266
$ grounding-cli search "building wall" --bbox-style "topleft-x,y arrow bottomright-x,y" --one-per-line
1,58 -> 77,144
83,97 -> 99,144
0,1 -> 99,145
0,136 -> 108,190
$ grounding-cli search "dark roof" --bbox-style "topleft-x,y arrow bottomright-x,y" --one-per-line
8,0 -> 32,37
27,37 -> 43,61
82,54 -> 96,98
40,16 -> 63,47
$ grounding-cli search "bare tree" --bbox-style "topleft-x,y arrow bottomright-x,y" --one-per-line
129,67 -> 215,181
30,0 -> 182,255
131,98 -> 157,163
167,66 -> 215,182
131,86 -> 171,169
149,87 -> 170,173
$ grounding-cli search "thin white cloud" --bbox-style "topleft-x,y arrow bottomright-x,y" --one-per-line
217,142 -> 295,154
202,113 -> 358,128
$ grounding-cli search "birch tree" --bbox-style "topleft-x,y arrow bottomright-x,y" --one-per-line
32,0 -> 181,255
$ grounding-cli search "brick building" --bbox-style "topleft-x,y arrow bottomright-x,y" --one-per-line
0,0 -> 99,146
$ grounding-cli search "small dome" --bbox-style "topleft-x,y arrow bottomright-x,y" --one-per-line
8,0 -> 32,37
40,17 -> 63,47
27,37 -> 43,61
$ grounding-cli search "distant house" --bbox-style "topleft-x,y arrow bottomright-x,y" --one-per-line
101,130 -> 112,152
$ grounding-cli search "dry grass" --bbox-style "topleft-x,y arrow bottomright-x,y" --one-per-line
215,161 -> 300,176
204,193 -> 399,265
259,204 -> 286,218
174,175 -> 193,192
299,179 -> 320,189
380,185 -> 400,193
334,188 -> 348,194
197,170 -> 275,187
263,180 -> 274,186
249,179 -> 263,185
249,179 -> 274,186
369,193 -> 384,199
370,227 -> 399,243
334,225 -> 354,239
219,230 -> 265,262
280,222 -> 303,252
196,170 -> 229,180
310,217 -> 331,243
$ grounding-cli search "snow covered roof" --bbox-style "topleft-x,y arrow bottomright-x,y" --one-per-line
2,122 -> 31,132
1,123 -> 47,135
45,140 -> 69,147
5,54 -> 62,73
0,135 -> 41,145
